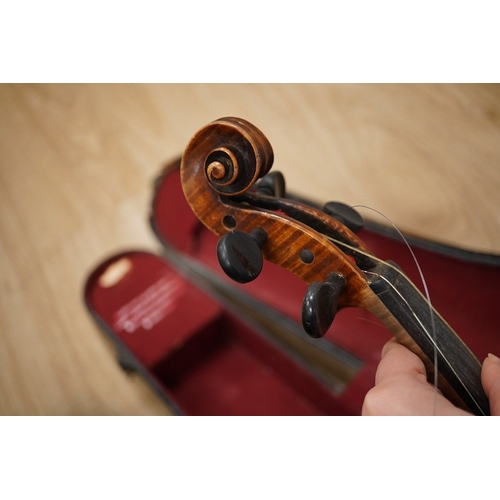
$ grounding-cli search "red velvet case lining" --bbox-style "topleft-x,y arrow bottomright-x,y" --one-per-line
85,251 -> 359,415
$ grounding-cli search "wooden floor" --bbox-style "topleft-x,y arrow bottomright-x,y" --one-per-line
1,84 -> 500,415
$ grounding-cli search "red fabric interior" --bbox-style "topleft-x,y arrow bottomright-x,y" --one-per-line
85,251 -> 357,415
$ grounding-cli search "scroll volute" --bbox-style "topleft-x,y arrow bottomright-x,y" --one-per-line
179,117 -> 371,310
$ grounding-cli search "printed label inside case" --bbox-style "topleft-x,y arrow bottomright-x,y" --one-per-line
112,272 -> 184,333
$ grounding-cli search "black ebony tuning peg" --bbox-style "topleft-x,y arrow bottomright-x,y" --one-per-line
217,228 -> 268,284
302,272 -> 346,338
256,171 -> 286,197
323,201 -> 364,233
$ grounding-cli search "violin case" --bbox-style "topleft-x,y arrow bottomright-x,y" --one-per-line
84,159 -> 500,415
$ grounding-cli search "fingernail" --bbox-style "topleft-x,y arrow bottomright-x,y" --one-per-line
487,353 -> 500,365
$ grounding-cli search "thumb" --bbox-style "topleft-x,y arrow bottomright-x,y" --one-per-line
482,353 -> 500,416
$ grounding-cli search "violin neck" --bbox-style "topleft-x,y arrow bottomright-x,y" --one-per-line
364,261 -> 490,416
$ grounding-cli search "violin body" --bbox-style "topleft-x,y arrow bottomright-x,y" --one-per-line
84,118 -> 500,415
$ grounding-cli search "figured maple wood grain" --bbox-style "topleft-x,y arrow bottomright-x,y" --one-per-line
1,84 -> 499,414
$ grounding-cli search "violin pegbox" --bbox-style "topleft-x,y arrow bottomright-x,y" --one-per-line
215,171 -> 287,283
180,117 -> 371,338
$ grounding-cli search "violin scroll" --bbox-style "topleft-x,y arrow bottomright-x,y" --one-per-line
186,117 -> 274,197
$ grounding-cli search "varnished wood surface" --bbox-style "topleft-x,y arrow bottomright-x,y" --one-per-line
1,84 -> 500,415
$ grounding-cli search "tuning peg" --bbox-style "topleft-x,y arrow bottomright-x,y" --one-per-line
256,171 -> 286,197
217,228 -> 268,284
302,272 -> 346,338
323,201 -> 364,233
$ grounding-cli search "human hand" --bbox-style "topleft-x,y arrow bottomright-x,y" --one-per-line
362,338 -> 500,416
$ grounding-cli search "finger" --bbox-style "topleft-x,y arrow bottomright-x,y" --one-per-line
481,353 -> 500,416
368,339 -> 435,415
365,339 -> 471,416
375,339 -> 428,385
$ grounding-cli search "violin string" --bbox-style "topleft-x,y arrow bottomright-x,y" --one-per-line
331,204 -> 439,414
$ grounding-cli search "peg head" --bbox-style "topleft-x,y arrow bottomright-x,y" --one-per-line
323,201 -> 364,233
302,272 -> 346,338
216,228 -> 268,284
